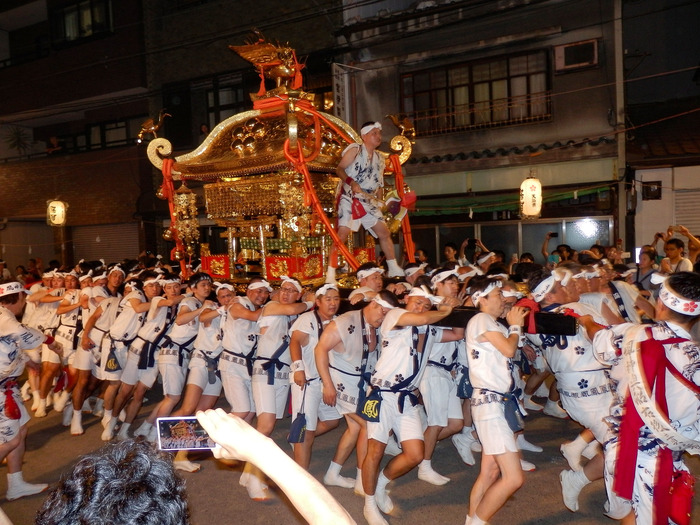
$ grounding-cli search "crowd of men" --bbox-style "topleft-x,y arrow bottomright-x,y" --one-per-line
0,228 -> 698,525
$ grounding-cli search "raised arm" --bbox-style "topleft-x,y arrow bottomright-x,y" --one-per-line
197,409 -> 356,525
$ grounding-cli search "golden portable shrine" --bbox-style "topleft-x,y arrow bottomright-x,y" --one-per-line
145,33 -> 417,285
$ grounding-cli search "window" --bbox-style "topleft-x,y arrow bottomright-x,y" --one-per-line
87,116 -> 145,150
52,1 -> 113,45
206,74 -> 254,129
400,51 -> 550,135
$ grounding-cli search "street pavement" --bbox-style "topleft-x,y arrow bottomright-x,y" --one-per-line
2,390 -> 699,525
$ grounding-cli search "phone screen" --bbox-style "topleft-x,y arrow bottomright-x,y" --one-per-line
156,416 -> 217,451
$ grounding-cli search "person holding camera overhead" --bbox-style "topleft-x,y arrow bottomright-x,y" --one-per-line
541,231 -> 572,266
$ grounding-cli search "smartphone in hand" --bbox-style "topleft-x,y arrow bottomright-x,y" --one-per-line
156,416 -> 217,451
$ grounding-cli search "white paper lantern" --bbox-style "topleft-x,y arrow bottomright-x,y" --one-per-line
520,176 -> 542,219
47,200 -> 68,227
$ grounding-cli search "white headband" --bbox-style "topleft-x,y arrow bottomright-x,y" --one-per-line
572,271 -> 587,280
659,279 -> 700,316
490,273 -> 510,280
471,281 -> 502,306
404,266 -> 423,277
109,265 -> 125,276
408,287 -> 444,305
360,122 -> 381,135
372,296 -> 396,310
315,283 -> 338,297
477,252 -> 495,265
215,282 -> 234,292
78,270 -> 93,282
357,267 -> 384,280
531,275 -> 556,303
280,275 -> 302,293
92,272 -> 107,281
619,268 -> 635,278
431,269 -> 458,288
502,289 -> 523,299
161,278 -> 181,285
458,264 -> 483,281
0,282 -> 28,297
248,280 -> 273,292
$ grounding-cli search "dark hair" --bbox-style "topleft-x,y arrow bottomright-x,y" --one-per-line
403,262 -> 420,271
512,262 -> 543,282
443,242 -> 457,251
519,252 -> 535,263
665,238 -> 685,250
35,440 -> 190,525
493,250 -> 505,261
376,289 -> 400,307
357,262 -> 380,273
360,121 -> 376,130
413,274 -> 433,290
188,272 -> 212,287
664,272 -> 700,324
589,244 -> 605,257
526,268 -> 553,294
486,263 -> 509,276
468,275 -> 501,301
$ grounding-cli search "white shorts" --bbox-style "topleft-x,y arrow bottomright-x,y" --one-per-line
251,372 -> 289,419
290,380 -> 341,432
420,366 -> 463,427
41,344 -> 62,365
72,347 -> 96,372
367,391 -> 424,444
187,361 -> 222,397
473,416 -> 518,455
97,340 -> 128,382
329,368 -> 362,415
559,388 -> 613,444
337,194 -> 382,233
158,361 -> 189,397
602,440 -> 634,520
0,385 -> 30,444
220,368 -> 254,414
24,347 -> 41,365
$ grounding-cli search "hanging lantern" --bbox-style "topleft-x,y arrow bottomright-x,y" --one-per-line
47,200 -> 68,227
520,172 -> 542,219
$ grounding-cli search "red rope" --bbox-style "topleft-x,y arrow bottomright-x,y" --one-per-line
162,159 -> 189,278
283,139 -> 360,271
389,153 -> 415,263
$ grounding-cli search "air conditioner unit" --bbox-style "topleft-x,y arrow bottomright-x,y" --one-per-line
554,40 -> 598,72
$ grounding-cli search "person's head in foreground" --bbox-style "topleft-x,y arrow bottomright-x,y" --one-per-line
35,439 -> 190,525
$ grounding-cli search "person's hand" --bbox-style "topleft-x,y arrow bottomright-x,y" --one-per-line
302,291 -> 315,303
196,409 -> 266,463
677,225 -> 691,238
349,181 -> 362,194
81,335 -> 94,350
545,232 -> 552,240
322,382 -> 337,406
441,296 -> 461,308
521,344 -> 537,362
505,305 -> 528,327
437,302 -> 453,313
48,340 -> 63,357
293,370 -> 307,388
659,258 -> 672,274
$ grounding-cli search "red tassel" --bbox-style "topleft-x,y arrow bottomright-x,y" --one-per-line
54,370 -> 67,393
4,387 -> 21,420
